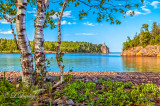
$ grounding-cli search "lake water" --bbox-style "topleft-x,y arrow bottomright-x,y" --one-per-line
0,53 -> 160,72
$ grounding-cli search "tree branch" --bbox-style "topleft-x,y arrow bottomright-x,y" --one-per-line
3,15 -> 19,50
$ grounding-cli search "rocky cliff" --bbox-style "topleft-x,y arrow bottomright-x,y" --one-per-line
121,45 -> 160,57
101,43 -> 109,53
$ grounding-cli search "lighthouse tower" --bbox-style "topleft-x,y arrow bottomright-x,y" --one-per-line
101,43 -> 109,53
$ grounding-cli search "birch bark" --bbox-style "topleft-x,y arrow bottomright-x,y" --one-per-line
16,0 -> 35,86
34,0 -> 50,77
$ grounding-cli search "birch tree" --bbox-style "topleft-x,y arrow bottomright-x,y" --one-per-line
34,0 -> 50,80
52,0 -> 68,88
0,0 -> 19,50
16,0 -> 35,86
56,0 -> 68,83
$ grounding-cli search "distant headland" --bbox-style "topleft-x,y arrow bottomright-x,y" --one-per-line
0,39 -> 109,54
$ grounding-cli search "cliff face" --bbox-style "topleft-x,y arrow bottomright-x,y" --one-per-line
121,45 -> 160,57
101,43 -> 109,53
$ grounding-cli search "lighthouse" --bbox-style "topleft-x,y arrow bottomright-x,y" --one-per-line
101,43 -> 109,53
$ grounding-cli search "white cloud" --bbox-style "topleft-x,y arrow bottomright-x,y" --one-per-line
126,5 -> 151,16
27,11 -> 36,14
0,19 -> 9,24
126,0 -> 151,16
63,11 -> 72,18
151,1 -> 160,8
51,14 -> 58,19
61,20 -> 67,25
55,20 -> 67,25
149,20 -> 152,22
55,21 -> 76,25
27,10 -> 36,17
75,33 -> 95,35
83,22 -> 95,26
68,22 -> 71,25
141,6 -> 151,14
0,30 -> 12,34
126,10 -> 142,16
51,11 -> 72,19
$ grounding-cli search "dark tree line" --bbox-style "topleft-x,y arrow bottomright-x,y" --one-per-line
123,22 -> 160,50
0,39 -> 102,53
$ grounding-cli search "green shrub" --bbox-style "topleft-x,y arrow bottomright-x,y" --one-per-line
55,78 -> 160,106
0,73 -> 31,105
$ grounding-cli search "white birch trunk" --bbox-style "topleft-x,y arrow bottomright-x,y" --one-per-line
34,0 -> 50,77
16,0 -> 35,86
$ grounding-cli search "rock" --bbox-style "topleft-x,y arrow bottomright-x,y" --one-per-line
52,98 -> 60,105
121,45 -> 160,57
94,79 -> 98,83
150,98 -> 156,102
57,99 -> 64,105
16,84 -> 20,89
101,43 -> 109,53
66,99 -> 74,106
63,95 -> 69,100
0,77 -> 3,81
17,76 -> 22,82
46,76 -> 58,82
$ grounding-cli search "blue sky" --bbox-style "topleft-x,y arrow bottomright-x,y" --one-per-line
1,0 -> 160,52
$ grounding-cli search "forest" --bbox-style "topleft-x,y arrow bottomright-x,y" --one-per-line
123,22 -> 160,50
0,39 -> 102,53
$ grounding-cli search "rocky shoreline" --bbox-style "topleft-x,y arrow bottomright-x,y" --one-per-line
1,71 -> 160,86
121,45 -> 160,57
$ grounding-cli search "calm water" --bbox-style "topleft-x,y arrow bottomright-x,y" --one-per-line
0,53 -> 160,72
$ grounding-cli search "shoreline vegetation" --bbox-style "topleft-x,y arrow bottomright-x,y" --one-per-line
0,51 -> 104,54
121,22 -> 160,57
0,51 -> 73,54
1,71 -> 160,105
0,39 -> 105,54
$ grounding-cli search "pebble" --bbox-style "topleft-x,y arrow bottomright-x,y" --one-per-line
0,71 -> 160,86
66,99 -> 74,106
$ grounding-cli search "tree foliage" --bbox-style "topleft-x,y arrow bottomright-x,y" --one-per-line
123,22 -> 160,50
0,39 -> 103,53
66,0 -> 144,24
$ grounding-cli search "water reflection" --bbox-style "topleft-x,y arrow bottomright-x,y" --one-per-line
122,56 -> 160,72
1,53 -> 160,72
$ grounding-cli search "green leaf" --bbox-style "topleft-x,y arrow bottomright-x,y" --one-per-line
59,2 -> 63,6
75,2 -> 80,7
